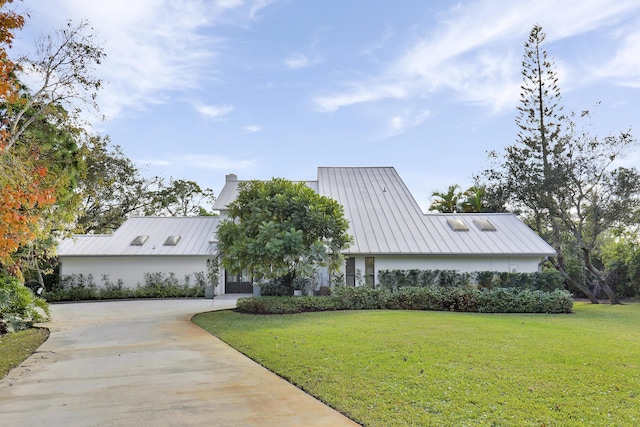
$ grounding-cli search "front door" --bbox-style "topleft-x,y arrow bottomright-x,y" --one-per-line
225,269 -> 253,293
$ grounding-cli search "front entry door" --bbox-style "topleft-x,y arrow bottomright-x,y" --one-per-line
225,269 -> 253,293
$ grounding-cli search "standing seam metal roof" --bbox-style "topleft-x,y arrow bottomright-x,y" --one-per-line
58,217 -> 220,256
60,167 -> 556,258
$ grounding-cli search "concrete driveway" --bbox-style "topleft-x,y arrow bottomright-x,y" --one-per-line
0,297 -> 359,427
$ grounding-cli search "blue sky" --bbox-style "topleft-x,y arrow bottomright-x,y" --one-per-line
12,0 -> 640,211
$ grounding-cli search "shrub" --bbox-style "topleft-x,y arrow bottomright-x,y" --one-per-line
1,274 -> 50,332
377,269 -> 564,292
260,281 -> 291,296
235,286 -> 573,315
46,272 -> 206,301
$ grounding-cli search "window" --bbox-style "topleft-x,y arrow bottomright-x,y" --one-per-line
346,257 -> 356,286
447,219 -> 469,231
130,235 -> 149,246
365,257 -> 375,287
473,219 -> 497,231
164,235 -> 181,246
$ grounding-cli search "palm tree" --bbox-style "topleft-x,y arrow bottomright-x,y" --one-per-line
461,186 -> 486,213
429,184 -> 462,213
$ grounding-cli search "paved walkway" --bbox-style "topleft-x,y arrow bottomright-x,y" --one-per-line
0,297 -> 359,427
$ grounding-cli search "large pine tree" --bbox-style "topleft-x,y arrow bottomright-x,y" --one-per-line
487,24 -> 640,304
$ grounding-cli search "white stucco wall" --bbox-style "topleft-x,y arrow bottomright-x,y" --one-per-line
338,254 -> 546,287
59,256 -> 220,291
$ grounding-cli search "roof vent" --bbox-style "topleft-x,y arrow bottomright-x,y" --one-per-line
447,219 -> 469,231
473,219 -> 497,231
131,235 -> 149,246
164,235 -> 181,246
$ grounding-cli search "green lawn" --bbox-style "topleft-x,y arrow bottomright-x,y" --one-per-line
0,328 -> 49,378
193,303 -> 640,427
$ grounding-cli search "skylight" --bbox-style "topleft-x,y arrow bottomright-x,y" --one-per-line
447,219 -> 469,231
131,235 -> 149,246
164,235 -> 181,246
473,219 -> 497,231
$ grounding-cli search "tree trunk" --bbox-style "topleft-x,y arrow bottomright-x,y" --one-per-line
582,247 -> 621,305
550,257 -> 599,303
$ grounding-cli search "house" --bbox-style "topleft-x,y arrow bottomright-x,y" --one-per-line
57,216 -> 221,291
213,167 -> 556,291
58,167 -> 556,295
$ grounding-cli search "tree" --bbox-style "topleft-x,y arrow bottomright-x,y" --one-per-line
5,104 -> 85,284
460,185 -> 487,213
1,15 -> 104,277
485,24 -> 640,304
429,184 -> 462,213
75,138 -> 158,234
3,19 -> 105,151
217,178 -> 352,292
0,0 -> 24,123
150,178 -> 216,217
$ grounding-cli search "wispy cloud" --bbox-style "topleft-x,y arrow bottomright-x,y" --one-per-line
313,0 -> 640,114
137,153 -> 256,171
386,110 -> 430,137
284,52 -> 314,69
595,30 -> 640,87
18,0 -> 277,120
194,103 -> 235,120
243,125 -> 262,133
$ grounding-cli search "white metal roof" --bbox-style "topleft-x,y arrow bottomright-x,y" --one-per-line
317,167 -> 555,256
212,167 -> 555,257
58,216 -> 219,256
60,167 -> 555,258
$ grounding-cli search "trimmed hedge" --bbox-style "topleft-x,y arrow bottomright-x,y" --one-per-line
236,286 -> 573,315
377,269 -> 564,292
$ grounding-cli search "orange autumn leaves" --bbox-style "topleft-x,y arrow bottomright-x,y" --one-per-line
0,1 -> 57,267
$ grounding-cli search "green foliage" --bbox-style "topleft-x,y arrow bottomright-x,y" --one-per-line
46,272 -> 206,301
217,178 -> 352,287
482,24 -> 640,304
149,178 -> 216,216
601,232 -> 640,298
235,286 -> 573,314
378,269 -> 563,291
259,280 -> 291,296
0,273 -> 50,331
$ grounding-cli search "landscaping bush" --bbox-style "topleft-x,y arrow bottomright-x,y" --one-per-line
235,286 -> 573,314
236,295 -> 340,314
378,269 -> 564,292
1,274 -> 50,332
259,280 -> 291,296
46,272 -> 206,301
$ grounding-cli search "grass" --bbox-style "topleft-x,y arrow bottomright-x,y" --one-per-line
0,328 -> 49,378
193,303 -> 640,427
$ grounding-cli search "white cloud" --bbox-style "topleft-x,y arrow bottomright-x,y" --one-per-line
595,30 -> 640,87
249,0 -> 277,19
284,53 -> 313,69
314,83 -> 407,113
386,110 -> 430,137
194,104 -> 235,120
313,0 -> 640,114
17,0 -> 277,120
243,125 -> 262,133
